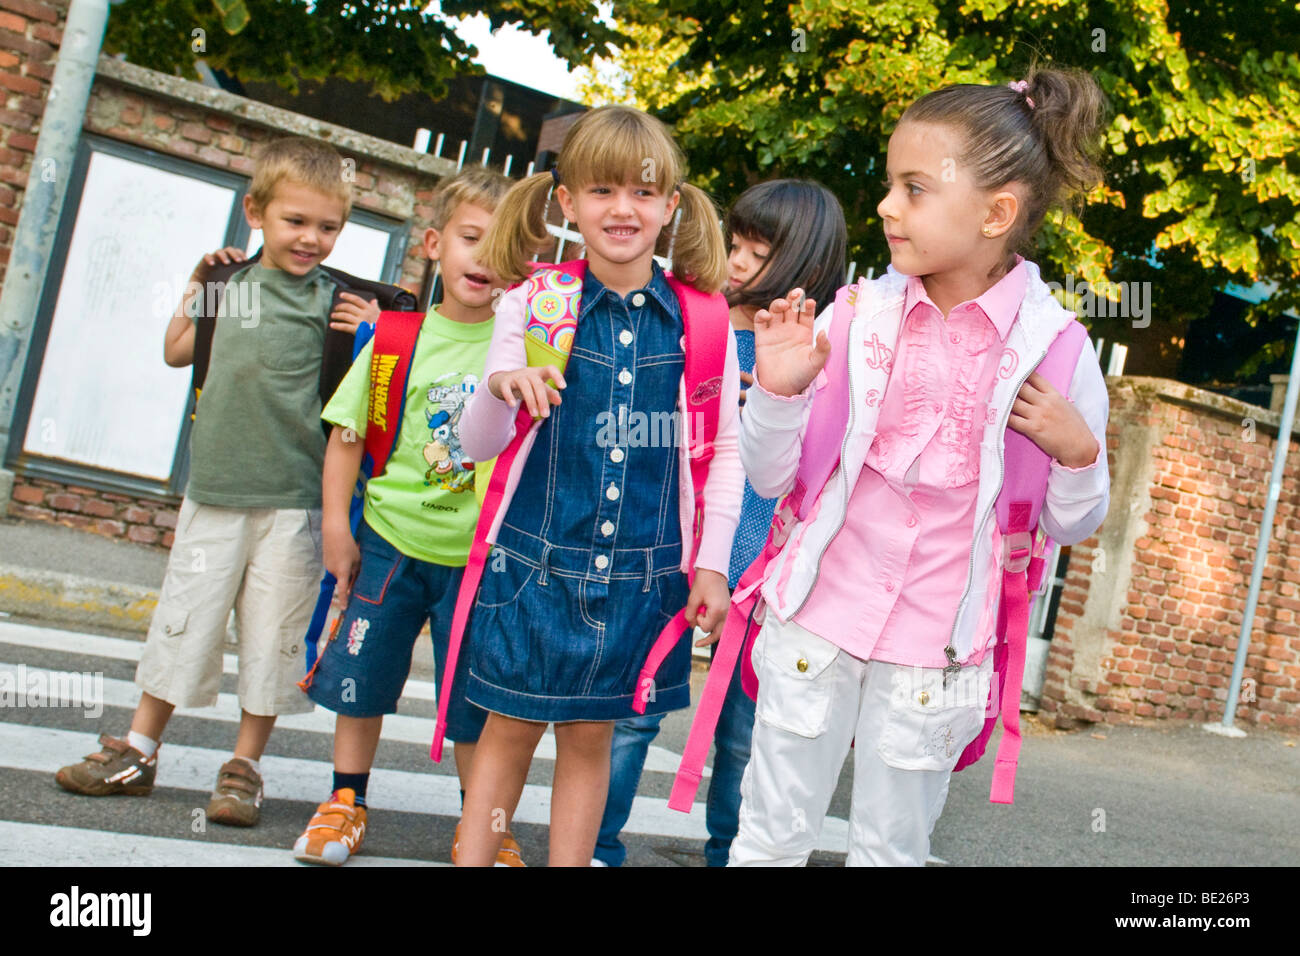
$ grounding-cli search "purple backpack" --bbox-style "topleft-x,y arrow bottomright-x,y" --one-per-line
664,281 -> 1090,810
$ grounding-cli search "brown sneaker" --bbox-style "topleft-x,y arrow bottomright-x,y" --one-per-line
55,734 -> 156,796
207,758 -> 263,827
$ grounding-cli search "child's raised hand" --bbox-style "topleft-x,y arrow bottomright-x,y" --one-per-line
687,569 -> 731,646
1007,371 -> 1100,469
192,246 -> 247,282
330,292 -> 380,334
489,365 -> 566,419
753,288 -> 830,398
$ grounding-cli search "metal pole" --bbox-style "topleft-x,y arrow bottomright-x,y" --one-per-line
0,0 -> 110,465
1211,317 -> 1300,736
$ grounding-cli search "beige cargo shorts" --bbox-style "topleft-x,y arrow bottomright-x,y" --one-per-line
136,498 -> 323,716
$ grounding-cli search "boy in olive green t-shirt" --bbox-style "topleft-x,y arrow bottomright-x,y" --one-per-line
293,168 -> 521,866
56,138 -> 380,827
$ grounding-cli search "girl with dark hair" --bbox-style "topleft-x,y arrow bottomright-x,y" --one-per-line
732,68 -> 1112,866
593,179 -> 847,867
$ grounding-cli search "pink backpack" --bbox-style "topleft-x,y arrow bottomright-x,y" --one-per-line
665,281 -> 1090,810
430,261 -> 732,762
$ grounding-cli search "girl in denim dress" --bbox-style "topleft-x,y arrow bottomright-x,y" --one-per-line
453,106 -> 744,866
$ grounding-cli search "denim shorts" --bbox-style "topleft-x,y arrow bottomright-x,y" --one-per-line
302,520 -> 486,742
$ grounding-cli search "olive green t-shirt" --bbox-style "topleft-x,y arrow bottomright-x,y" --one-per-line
186,262 -> 335,508
321,307 -> 494,566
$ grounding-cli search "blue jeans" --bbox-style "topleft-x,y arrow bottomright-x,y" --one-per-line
593,649 -> 756,867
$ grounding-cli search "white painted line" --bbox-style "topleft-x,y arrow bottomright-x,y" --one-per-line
0,623 -> 706,778
1,723 -> 849,850
0,819 -> 443,867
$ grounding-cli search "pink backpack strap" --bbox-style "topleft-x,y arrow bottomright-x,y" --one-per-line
786,282 -> 858,525
665,273 -> 728,557
630,276 -> 728,717
955,318 -> 1090,802
662,282 -> 857,812
430,261 -> 586,763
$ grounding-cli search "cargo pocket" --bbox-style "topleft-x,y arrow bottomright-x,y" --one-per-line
351,536 -> 404,606
877,666 -> 986,772
139,603 -> 190,691
753,621 -> 839,739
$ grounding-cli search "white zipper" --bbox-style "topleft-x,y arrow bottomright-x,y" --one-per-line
788,292 -> 883,618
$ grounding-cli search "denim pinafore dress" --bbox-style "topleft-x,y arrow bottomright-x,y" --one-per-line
464,265 -> 692,723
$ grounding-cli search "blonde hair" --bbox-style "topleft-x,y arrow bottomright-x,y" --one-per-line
429,166 -> 512,229
478,106 -> 728,292
249,137 -> 353,218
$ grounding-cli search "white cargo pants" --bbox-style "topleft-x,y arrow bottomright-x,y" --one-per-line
729,614 -> 993,866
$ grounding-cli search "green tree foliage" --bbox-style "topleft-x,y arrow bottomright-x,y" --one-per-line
103,0 -> 616,101
597,0 -> 1300,382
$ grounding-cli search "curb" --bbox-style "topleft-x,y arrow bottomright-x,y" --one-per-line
0,564 -> 157,634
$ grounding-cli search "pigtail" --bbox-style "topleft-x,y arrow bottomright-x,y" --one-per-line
664,183 -> 728,294
1022,65 -> 1107,221
477,171 -> 554,286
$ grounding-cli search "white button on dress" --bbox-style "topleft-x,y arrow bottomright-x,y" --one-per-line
619,330 -> 634,346
618,369 -> 633,385
606,484 -> 620,501
631,293 -> 646,307
595,555 -> 610,570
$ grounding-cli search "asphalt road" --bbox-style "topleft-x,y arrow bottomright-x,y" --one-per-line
1,611 -> 1296,867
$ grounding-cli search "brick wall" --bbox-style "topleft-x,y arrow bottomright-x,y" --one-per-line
10,474 -> 177,546
1042,377 -> 1300,731
2,42 -> 465,545
0,0 -> 68,286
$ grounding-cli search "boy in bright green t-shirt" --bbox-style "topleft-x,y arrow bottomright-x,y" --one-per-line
293,168 -> 521,866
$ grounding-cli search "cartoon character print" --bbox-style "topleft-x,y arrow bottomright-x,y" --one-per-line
422,372 -> 478,492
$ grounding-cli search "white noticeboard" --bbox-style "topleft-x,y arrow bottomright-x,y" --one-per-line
22,151 -> 238,480
244,219 -> 392,280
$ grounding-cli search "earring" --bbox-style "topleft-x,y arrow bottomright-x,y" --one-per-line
982,226 -> 993,237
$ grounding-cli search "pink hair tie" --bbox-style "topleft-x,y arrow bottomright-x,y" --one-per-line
1008,80 -> 1035,109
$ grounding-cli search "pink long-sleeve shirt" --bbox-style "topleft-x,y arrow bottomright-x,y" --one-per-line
794,260 -> 1100,665
459,273 -> 744,577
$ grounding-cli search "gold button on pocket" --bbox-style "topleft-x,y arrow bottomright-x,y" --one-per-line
755,626 -> 839,739
918,691 -> 930,705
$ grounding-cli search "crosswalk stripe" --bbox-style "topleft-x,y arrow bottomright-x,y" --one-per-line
0,714 -> 851,851
0,622 -> 706,778
0,819 -> 444,867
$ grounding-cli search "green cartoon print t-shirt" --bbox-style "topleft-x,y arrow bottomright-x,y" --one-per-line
322,306 -> 494,566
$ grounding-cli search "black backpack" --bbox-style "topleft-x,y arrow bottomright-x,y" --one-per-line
189,249 -> 418,428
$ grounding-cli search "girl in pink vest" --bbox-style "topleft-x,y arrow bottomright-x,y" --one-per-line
452,106 -> 744,866
731,69 -> 1113,865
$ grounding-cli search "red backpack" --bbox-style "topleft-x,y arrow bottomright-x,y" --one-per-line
299,308 -> 428,676
429,261 -> 733,762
